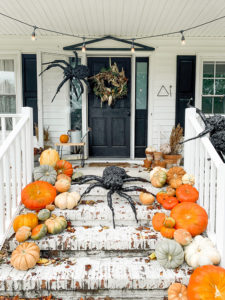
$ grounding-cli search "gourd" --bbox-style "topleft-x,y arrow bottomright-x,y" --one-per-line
55,160 -> 73,177
33,165 -> 57,185
31,224 -> 47,240
174,229 -> 192,246
151,170 -> 167,188
139,192 -> 155,205
46,204 -> 55,211
167,167 -> 186,184
169,178 -> 183,189
60,134 -> 69,143
150,167 -> 167,180
10,242 -> 40,270
166,186 -> 176,197
155,239 -> 184,269
182,174 -> 195,186
152,213 -> 166,231
15,226 -> 31,243
168,283 -> 188,300
184,235 -> 221,268
22,181 -> 56,211
57,174 -> 71,183
176,184 -> 199,203
55,179 -> 71,193
40,148 -> 60,167
162,197 -> 178,210
54,192 -> 81,209
164,217 -> 175,228
160,226 -> 175,239
13,213 -> 38,232
37,209 -> 51,221
45,215 -> 67,234
188,265 -> 225,300
171,202 -> 208,237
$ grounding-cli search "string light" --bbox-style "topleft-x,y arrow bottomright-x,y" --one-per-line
31,26 -> 37,41
131,39 -> 135,52
82,38 -> 86,52
180,31 -> 186,45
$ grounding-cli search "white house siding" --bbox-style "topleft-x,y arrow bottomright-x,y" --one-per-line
1,37 -> 225,156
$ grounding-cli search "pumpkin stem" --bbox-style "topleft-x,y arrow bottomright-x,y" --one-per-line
215,285 -> 221,297
168,255 -> 172,261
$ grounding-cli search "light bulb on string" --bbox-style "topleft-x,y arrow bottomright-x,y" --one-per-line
180,31 -> 186,45
31,26 -> 37,41
82,38 -> 86,52
131,39 -> 135,53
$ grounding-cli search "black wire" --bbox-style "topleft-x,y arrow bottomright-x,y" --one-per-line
0,10 -> 225,41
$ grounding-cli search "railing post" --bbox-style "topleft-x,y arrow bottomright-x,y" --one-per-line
21,107 -> 33,183
184,108 -> 196,174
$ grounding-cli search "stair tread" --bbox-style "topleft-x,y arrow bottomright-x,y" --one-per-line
0,256 -> 192,292
7,226 -> 162,252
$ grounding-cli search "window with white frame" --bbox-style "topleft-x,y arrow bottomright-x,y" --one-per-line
202,61 -> 225,113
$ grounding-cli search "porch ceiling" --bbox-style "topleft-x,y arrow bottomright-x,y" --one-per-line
0,0 -> 225,39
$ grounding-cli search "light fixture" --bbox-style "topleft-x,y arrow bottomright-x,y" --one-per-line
131,39 -> 135,52
31,26 -> 37,41
180,31 -> 186,45
82,38 -> 86,52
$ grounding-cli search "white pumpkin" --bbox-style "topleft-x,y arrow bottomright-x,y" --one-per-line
184,235 -> 221,269
150,167 -> 167,180
54,192 -> 81,209
182,173 -> 195,186
160,143 -> 171,154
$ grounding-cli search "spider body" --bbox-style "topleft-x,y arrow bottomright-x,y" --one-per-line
73,166 -> 154,228
39,51 -> 89,102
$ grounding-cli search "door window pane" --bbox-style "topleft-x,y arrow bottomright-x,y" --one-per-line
136,62 -> 148,109
203,63 -> 214,78
202,79 -> 214,95
202,97 -> 213,113
216,63 -> 225,78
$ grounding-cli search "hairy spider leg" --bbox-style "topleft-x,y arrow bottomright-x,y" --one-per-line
71,80 -> 80,99
181,127 -> 213,144
107,190 -> 115,228
77,79 -> 84,98
123,177 -> 149,183
116,191 -> 138,224
51,77 -> 70,102
81,182 -> 105,198
42,59 -> 70,67
195,108 -> 209,127
121,186 -> 156,197
73,51 -> 79,67
73,176 -> 103,184
39,63 -> 66,76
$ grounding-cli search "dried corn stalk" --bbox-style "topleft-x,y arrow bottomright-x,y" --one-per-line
169,124 -> 183,154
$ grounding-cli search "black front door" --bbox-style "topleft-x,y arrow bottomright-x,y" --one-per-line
22,54 -> 38,132
88,57 -> 131,157
176,56 -> 196,130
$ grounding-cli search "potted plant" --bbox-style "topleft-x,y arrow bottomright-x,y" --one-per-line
160,124 -> 183,165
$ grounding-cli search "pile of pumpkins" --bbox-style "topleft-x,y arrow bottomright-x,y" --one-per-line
10,148 -> 82,271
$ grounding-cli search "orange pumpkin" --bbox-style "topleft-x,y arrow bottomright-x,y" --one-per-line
176,184 -> 199,203
174,229 -> 192,246
22,181 -> 57,211
55,160 -> 73,177
55,179 -> 71,193
60,134 -> 69,143
156,192 -> 168,205
13,213 -> 38,232
162,197 -> 179,210
170,178 -> 183,189
152,212 -> 166,231
160,226 -> 175,239
168,283 -> 188,300
188,265 -> 225,300
57,174 -> 72,183
171,202 -> 208,237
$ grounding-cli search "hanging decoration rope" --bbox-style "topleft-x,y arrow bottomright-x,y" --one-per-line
90,63 -> 128,106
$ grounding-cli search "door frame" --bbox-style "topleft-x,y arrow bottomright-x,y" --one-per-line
81,52 -> 153,159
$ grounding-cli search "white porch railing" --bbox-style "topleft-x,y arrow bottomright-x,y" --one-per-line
0,107 -> 33,249
184,108 -> 225,267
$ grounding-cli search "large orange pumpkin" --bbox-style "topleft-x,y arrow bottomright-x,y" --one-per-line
188,265 -> 225,300
176,184 -> 199,203
55,160 -> 73,177
13,213 -> 38,232
171,202 -> 208,237
22,181 -> 57,211
40,148 -> 60,167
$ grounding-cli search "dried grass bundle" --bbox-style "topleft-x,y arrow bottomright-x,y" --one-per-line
169,124 -> 184,154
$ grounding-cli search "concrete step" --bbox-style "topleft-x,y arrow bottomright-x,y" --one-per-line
20,196 -> 166,227
7,226 -> 161,253
0,256 -> 191,299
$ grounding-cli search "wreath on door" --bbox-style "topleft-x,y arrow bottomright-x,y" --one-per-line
90,62 -> 128,106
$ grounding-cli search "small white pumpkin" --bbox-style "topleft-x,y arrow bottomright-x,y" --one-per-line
160,143 -> 171,154
182,173 -> 195,186
150,167 -> 167,180
184,235 -> 221,269
54,192 -> 81,209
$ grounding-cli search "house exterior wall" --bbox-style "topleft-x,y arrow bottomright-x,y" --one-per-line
1,37 -> 225,156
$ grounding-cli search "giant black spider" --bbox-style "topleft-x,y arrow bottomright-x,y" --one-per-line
39,51 -> 89,102
73,166 -> 155,228
182,106 -> 225,160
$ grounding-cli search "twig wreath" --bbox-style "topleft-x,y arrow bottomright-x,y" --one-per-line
90,63 -> 128,106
